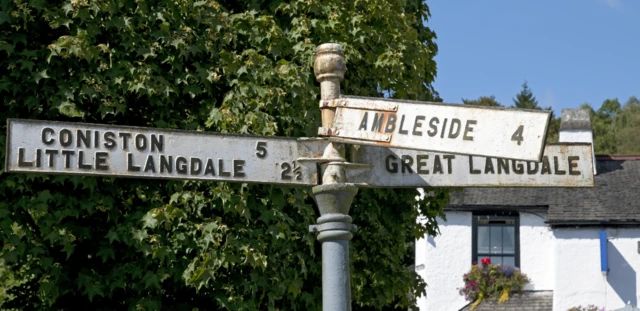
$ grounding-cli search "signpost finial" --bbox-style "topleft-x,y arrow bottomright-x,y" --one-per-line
314,43 -> 345,96
315,43 -> 346,129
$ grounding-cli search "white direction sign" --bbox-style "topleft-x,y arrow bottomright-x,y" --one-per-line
319,96 -> 551,161
5,119 -> 329,186
347,143 -> 594,188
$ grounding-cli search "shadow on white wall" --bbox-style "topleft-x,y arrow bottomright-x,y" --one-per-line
608,242 -> 637,306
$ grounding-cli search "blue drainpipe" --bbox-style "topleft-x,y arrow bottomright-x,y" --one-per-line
600,229 -> 608,276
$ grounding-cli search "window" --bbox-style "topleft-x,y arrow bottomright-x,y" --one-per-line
472,213 -> 519,267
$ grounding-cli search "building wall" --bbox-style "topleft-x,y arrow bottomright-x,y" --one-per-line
416,212 -> 472,311
520,212 -> 555,290
553,228 -> 640,311
415,211 -> 553,311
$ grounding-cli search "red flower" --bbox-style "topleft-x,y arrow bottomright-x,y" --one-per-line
480,257 -> 491,265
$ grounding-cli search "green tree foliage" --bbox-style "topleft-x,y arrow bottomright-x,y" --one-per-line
583,97 -> 640,154
512,81 -> 542,110
612,97 -> 640,154
0,0 -> 448,310
512,81 -> 559,143
461,96 -> 502,107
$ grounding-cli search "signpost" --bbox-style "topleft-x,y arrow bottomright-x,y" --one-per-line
347,143 -> 594,188
3,43 -> 594,311
5,119 -> 329,186
319,96 -> 551,161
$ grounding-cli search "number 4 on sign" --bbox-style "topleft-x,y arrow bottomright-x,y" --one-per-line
512,125 -> 524,146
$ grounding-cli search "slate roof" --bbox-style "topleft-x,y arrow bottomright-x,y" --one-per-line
459,291 -> 553,311
448,156 -> 640,226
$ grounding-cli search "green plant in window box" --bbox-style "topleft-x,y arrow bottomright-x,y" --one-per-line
458,257 -> 530,310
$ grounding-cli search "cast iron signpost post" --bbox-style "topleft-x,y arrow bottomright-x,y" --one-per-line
4,43 -> 593,311
309,43 -> 358,311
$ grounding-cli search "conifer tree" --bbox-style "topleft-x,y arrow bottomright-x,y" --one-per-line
513,81 -> 540,110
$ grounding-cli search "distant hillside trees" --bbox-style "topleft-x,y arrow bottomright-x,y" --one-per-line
582,97 -> 640,154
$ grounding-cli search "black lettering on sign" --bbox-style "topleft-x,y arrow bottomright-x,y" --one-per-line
190,157 -> 202,175
45,149 -> 58,167
469,156 -> 481,174
135,134 -> 147,151
440,119 -> 448,139
401,155 -> 413,174
95,152 -> 109,171
448,119 -> 461,139
94,131 -> 100,148
104,132 -> 117,149
498,159 -> 509,174
463,120 -> 476,141
554,156 -> 566,175
281,162 -> 292,180
385,115 -> 397,133
119,133 -> 132,150
527,161 -> 539,174
35,149 -> 41,167
204,158 -> 216,176
372,113 -> 385,132
513,160 -> 524,174
386,155 -> 398,173
484,158 -> 495,174
433,155 -> 443,174
77,130 -> 91,148
412,116 -> 425,136
233,159 -> 246,178
144,155 -> 156,173
417,154 -> 429,174
358,112 -> 369,131
160,155 -> 173,173
42,128 -> 55,145
18,148 -> 33,167
568,156 -> 581,175
151,134 -> 164,152
78,151 -> 92,170
176,157 -> 187,174
511,125 -> 524,146
219,159 -> 231,177
443,155 -> 455,174
255,141 -> 267,158
60,129 -> 72,147
398,115 -> 409,135
427,117 -> 439,137
128,153 -> 141,172
293,164 -> 302,180
61,150 -> 75,169
540,156 -> 551,175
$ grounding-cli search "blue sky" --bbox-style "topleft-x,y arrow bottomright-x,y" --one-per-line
426,0 -> 640,115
